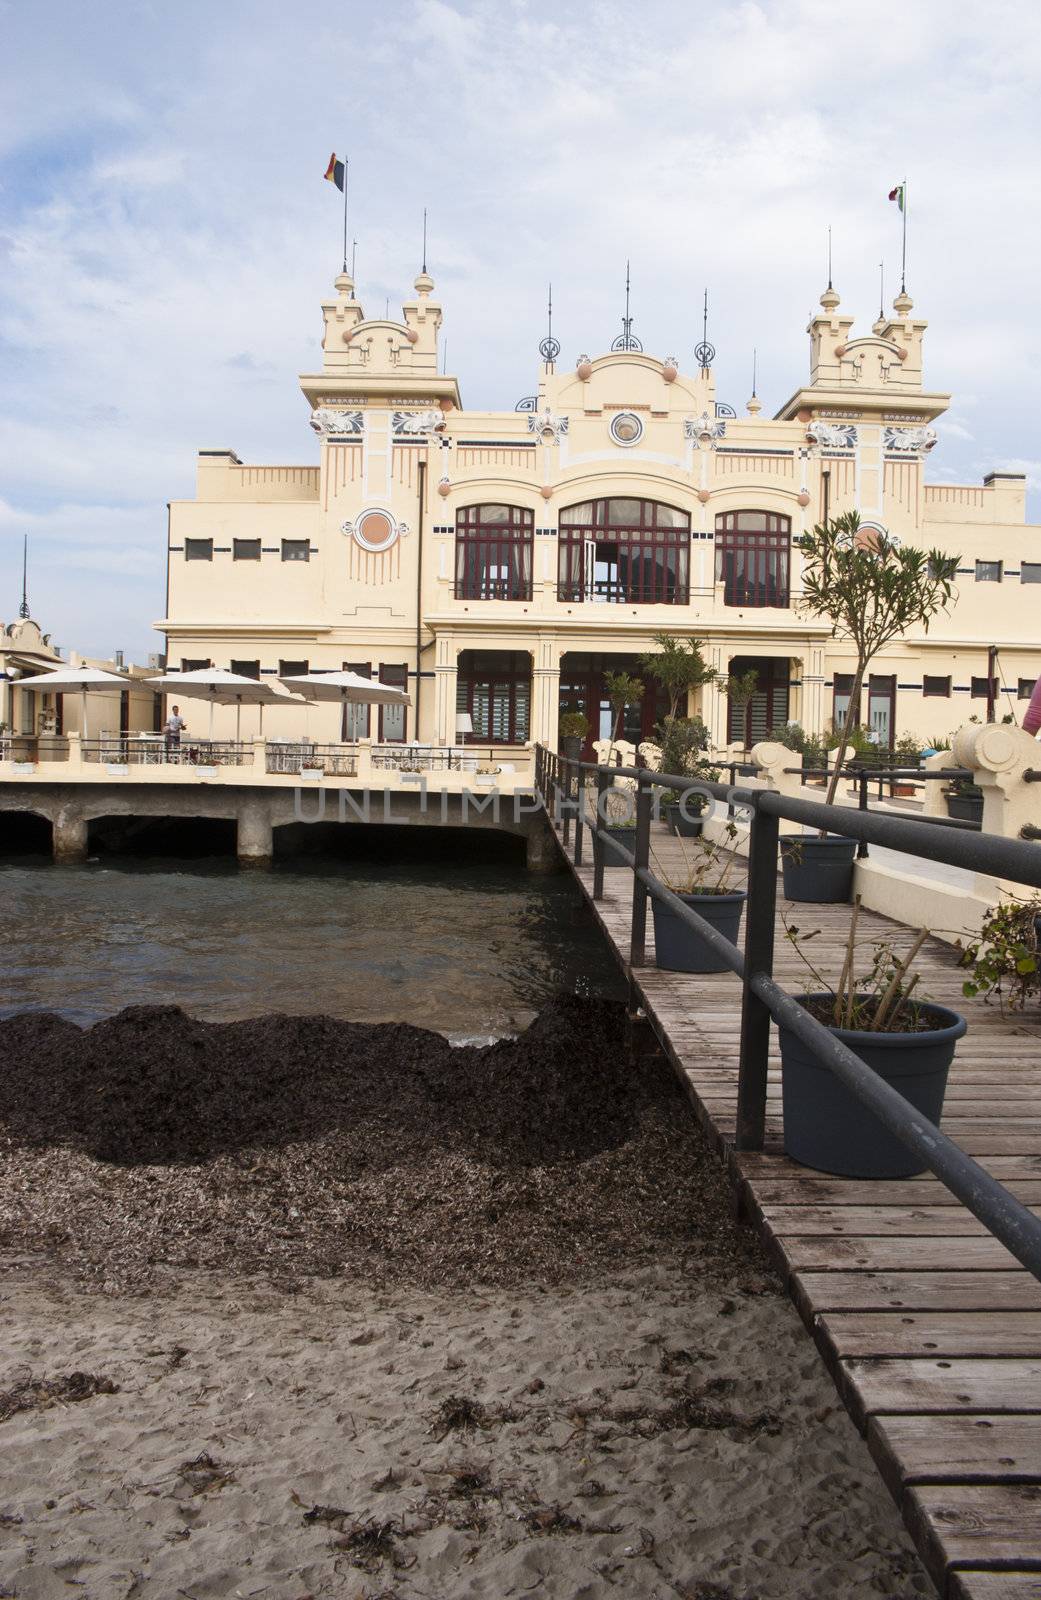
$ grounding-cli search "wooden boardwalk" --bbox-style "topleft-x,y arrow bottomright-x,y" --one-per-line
555,815 -> 1041,1600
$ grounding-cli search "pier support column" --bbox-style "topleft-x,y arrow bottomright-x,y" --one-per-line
237,800 -> 273,868
53,809 -> 88,864
525,814 -> 559,875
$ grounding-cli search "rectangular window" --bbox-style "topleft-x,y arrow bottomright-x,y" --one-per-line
975,560 -> 1002,582
923,675 -> 951,697
715,511 -> 791,607
185,538 -> 213,561
457,652 -> 531,744
971,675 -> 999,699
282,539 -> 310,562
180,657 -> 211,672
1019,678 -> 1036,700
342,661 -> 371,739
455,505 -> 534,600
379,664 -> 408,742
230,659 -> 261,680
234,538 -> 261,561
1022,564 -> 1041,584
279,659 -> 308,678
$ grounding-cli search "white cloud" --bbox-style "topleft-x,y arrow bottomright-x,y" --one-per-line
1,0 -> 1040,656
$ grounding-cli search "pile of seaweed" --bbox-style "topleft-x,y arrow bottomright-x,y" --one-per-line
0,997 -> 769,1293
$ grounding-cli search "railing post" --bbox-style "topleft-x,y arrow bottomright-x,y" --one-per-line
735,800 -> 779,1151
574,765 -> 585,867
629,775 -> 652,965
562,755 -> 572,847
592,767 -> 609,901
857,768 -> 870,859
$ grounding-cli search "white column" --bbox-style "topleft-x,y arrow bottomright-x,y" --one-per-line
531,638 -> 560,750
433,634 -> 457,745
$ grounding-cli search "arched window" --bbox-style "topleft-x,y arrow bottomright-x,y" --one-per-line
558,498 -> 690,605
715,511 -> 791,608
455,505 -> 534,601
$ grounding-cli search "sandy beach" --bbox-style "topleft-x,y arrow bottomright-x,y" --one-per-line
0,999 -> 932,1598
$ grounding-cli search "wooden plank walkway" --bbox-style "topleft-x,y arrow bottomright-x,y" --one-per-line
552,813 -> 1041,1599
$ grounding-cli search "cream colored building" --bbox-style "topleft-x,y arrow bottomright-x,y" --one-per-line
0,618 -> 159,752
158,266 -> 1040,760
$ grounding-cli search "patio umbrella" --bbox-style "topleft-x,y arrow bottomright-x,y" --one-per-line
16,664 -> 130,736
148,668 -> 303,740
279,670 -> 410,741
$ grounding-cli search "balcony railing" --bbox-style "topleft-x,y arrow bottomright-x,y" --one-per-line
556,577 -> 690,605
82,739 -> 255,767
265,742 -> 358,776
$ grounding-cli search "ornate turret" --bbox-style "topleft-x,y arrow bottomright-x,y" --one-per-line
299,266 -> 459,417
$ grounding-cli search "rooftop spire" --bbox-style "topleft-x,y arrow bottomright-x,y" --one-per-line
19,533 -> 29,619
746,348 -> 761,415
422,207 -> 427,274
612,260 -> 642,351
539,282 -> 560,365
694,287 -> 715,371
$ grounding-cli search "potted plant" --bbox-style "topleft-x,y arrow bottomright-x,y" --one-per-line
598,671 -> 644,862
653,716 -> 715,836
958,895 -> 1041,1012
945,773 -> 984,824
723,669 -> 760,761
559,709 -> 590,762
891,733 -> 922,797
784,513 -> 960,902
780,902 -> 967,1176
650,823 -> 746,972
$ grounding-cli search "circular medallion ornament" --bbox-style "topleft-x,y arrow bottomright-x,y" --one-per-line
610,411 -> 643,447
342,508 -> 402,552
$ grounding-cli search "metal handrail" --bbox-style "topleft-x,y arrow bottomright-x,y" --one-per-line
534,743 -> 1041,1282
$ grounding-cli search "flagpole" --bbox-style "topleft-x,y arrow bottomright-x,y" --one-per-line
901,176 -> 908,293
348,159 -> 356,275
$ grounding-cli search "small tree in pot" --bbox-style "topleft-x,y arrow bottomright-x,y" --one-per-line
785,513 -> 960,902
558,709 -> 590,761
779,901 -> 966,1176
723,669 -> 760,758
654,716 -> 717,835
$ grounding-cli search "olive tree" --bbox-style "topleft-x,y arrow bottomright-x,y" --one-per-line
797,511 -> 959,808
723,669 -> 760,755
603,670 -> 644,765
638,632 -> 716,721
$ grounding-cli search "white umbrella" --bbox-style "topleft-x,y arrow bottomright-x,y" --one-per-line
16,665 -> 130,737
148,668 -> 302,741
280,671 -> 410,742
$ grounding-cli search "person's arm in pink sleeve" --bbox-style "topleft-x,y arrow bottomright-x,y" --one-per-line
1023,674 -> 1041,736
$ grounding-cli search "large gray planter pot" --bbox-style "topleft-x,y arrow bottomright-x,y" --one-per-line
779,994 -> 966,1177
652,889 -> 746,973
781,835 -> 857,903
599,824 -> 637,865
562,736 -> 583,761
946,792 -> 983,824
662,801 -> 705,838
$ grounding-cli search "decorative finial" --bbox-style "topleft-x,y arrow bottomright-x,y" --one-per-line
422,207 -> 427,275
539,282 -> 560,364
872,261 -> 887,335
19,534 -> 29,619
694,287 -> 715,370
612,260 -> 642,352
827,224 -> 833,290
746,348 -> 762,415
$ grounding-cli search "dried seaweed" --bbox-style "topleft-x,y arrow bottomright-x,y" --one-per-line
0,997 -> 774,1297
176,1452 -> 235,1495
0,1369 -> 117,1422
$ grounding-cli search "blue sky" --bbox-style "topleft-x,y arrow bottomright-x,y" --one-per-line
2,0 -> 1040,659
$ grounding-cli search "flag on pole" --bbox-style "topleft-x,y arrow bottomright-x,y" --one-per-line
888,183 -> 905,212
324,153 -> 345,193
